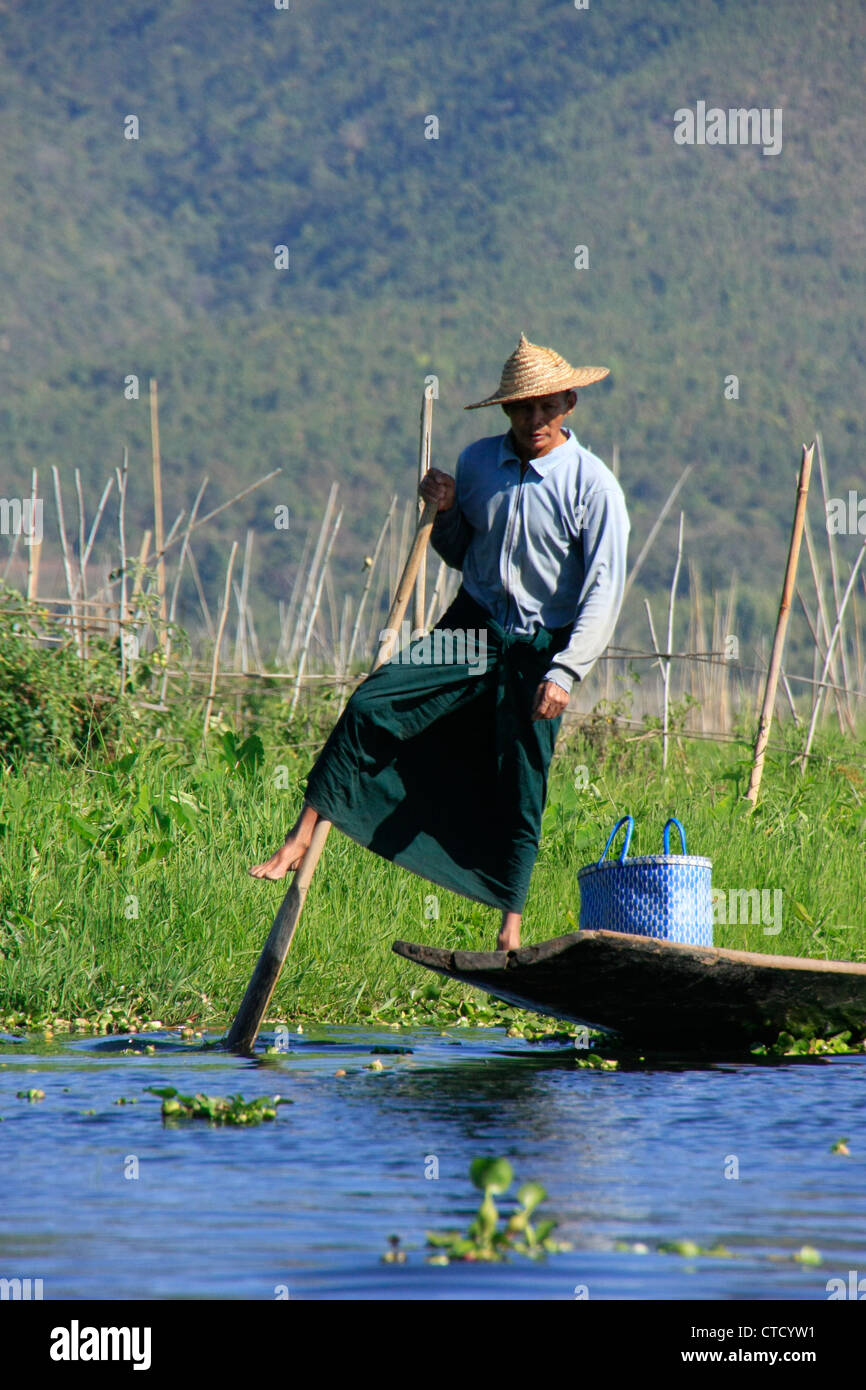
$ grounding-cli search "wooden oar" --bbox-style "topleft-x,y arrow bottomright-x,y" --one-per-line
225,493 -> 440,1053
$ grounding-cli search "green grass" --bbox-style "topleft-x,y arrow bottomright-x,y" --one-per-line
0,711 -> 864,1031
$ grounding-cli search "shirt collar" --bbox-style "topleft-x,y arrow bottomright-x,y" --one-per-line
498,427 -> 575,476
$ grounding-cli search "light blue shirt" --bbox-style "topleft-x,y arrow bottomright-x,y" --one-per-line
430,428 -> 630,693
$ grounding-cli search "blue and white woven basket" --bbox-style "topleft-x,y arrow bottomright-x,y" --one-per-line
577,816 -> 713,947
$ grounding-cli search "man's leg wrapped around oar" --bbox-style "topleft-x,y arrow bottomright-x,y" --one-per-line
250,586 -> 571,937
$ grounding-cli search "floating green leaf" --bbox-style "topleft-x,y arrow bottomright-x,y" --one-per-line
426,1158 -> 570,1265
470,1157 -> 513,1195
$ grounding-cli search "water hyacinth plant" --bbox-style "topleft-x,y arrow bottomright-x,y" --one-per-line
146,1086 -> 291,1125
425,1158 -> 571,1264
750,1030 -> 865,1057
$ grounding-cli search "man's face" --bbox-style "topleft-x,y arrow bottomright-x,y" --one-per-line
503,390 -> 576,458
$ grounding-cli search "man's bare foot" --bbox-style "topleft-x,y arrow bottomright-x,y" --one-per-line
249,803 -> 320,880
249,829 -> 312,880
497,911 -> 521,951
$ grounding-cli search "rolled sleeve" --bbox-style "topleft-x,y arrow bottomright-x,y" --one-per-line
544,485 -> 630,688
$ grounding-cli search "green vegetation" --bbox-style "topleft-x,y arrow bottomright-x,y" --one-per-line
0,664 -> 863,1032
0,579 -> 864,1033
0,585 -> 126,764
425,1157 -> 571,1263
750,1030 -> 864,1057
657,1239 -> 732,1258
146,1086 -> 290,1125
616,1238 -> 822,1264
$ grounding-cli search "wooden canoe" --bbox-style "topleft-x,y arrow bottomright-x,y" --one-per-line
392,930 -> 866,1051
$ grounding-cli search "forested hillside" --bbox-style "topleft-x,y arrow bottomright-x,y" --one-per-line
0,0 -> 863,652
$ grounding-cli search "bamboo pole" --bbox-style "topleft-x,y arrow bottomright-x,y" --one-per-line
780,668 -> 801,726
159,477 -> 208,706
203,541 -> 239,743
754,636 -> 766,723
74,468 -> 86,613
323,562 -> 340,666
130,530 -> 152,606
339,592 -> 351,676
799,535 -> 866,772
815,432 -> 854,725
720,574 -> 737,733
74,474 -> 115,660
414,387 -> 433,632
661,513 -> 685,770
745,444 -> 814,808
288,508 -> 342,719
713,627 -> 730,725
116,450 -> 129,689
225,495 -> 439,1054
26,468 -> 41,602
851,586 -> 864,697
688,559 -> 707,729
186,546 -> 216,641
643,596 -> 672,764
166,481 -> 208,629
643,599 -> 662,675
184,471 -> 281,545
396,499 -> 413,609
711,590 -> 724,732
51,467 -> 82,657
135,511 -> 184,653
234,528 -> 254,674
686,563 -> 696,718
388,498 -> 399,604
149,378 -> 167,624
425,557 -> 447,631
288,482 -> 338,664
622,464 -> 693,602
78,476 -> 115,592
246,598 -> 265,675
802,514 -> 852,734
345,495 -> 397,676
232,581 -> 247,674
795,586 -> 851,733
368,507 -> 396,657
94,468 -> 282,603
376,500 -> 437,666
277,527 -> 313,667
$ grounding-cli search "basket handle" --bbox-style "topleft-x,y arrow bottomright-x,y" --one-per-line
663,817 -> 687,855
598,815 -> 633,865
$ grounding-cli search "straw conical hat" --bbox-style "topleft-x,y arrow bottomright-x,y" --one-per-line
464,333 -> 609,409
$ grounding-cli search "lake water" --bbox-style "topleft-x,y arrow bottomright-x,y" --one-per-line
2,1026 -> 864,1301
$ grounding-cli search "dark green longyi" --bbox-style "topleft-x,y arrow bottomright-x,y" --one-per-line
306,589 -> 570,913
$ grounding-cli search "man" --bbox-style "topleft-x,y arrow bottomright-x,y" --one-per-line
250,334 -> 630,950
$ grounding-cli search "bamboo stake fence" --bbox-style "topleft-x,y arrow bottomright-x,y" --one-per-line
3,440 -> 865,769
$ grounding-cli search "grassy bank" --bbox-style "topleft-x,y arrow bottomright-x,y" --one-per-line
1,706 -> 864,1034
